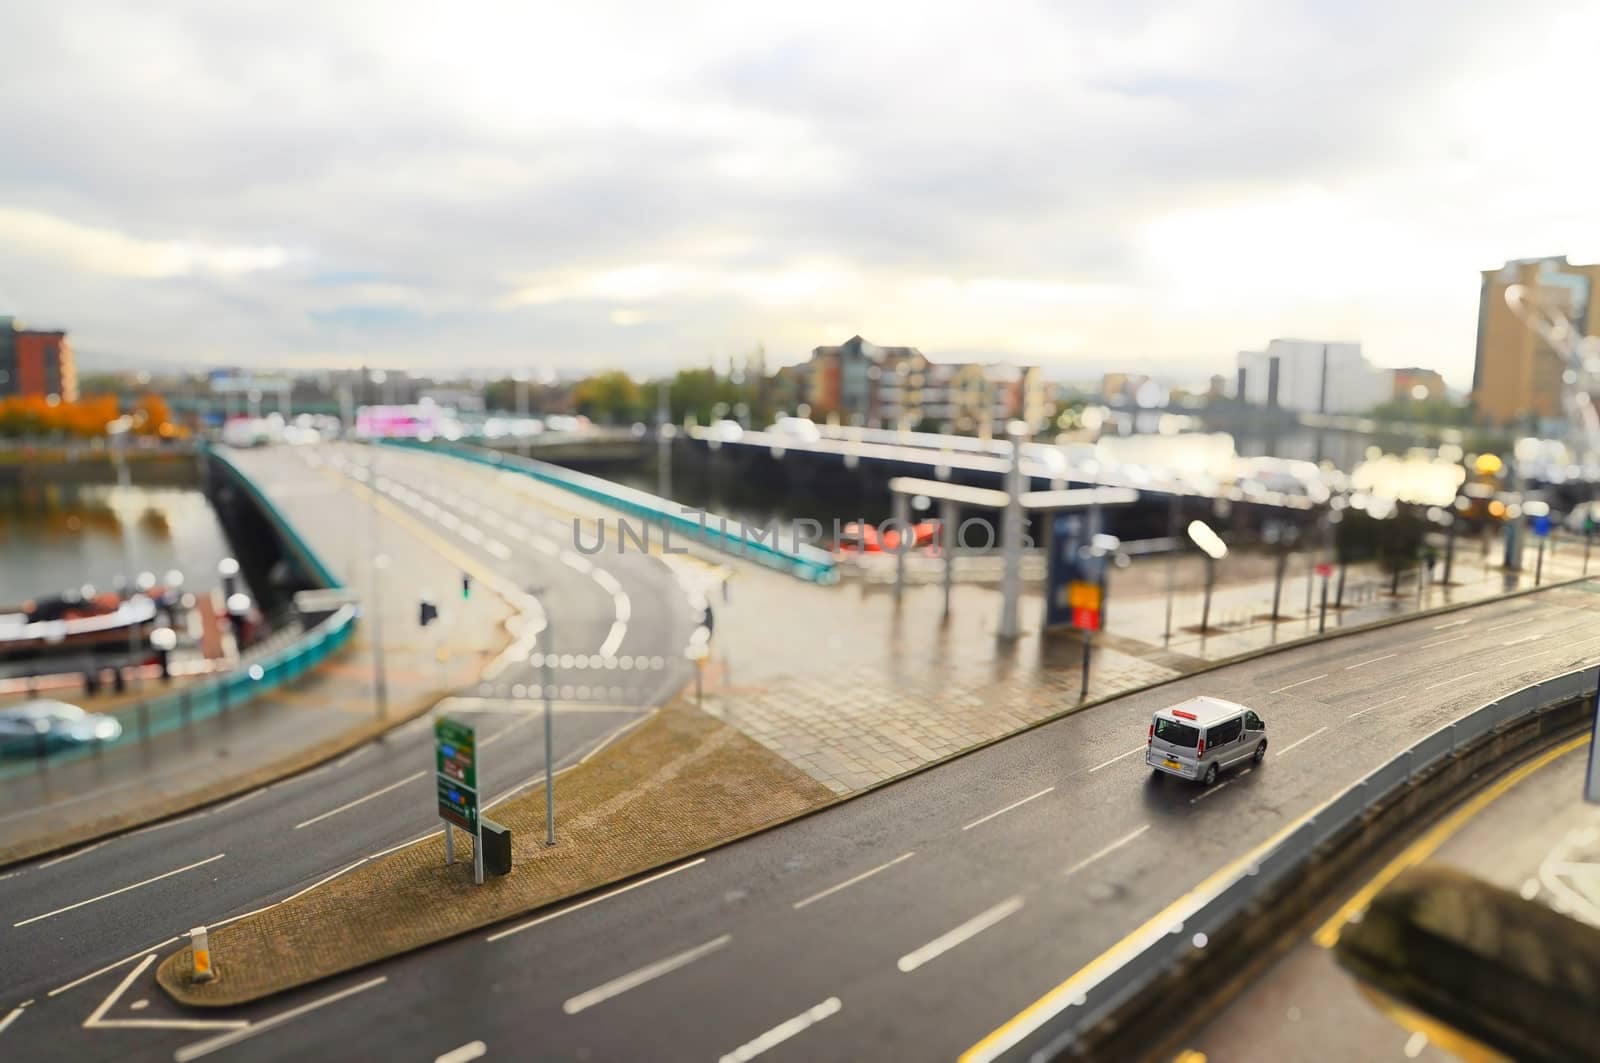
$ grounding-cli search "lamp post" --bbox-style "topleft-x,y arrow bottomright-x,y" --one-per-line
530,587 -> 557,847
1188,520 -> 1228,635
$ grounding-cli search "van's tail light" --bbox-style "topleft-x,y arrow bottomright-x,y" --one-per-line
1197,737 -> 1206,757
1147,723 -> 1153,745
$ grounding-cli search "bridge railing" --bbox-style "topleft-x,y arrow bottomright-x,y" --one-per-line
380,437 -> 839,584
0,446 -> 360,778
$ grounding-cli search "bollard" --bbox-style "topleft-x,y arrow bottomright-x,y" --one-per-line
190,925 -> 217,983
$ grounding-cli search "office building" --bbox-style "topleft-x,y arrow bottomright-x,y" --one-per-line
1235,338 -> 1389,415
1472,256 -> 1600,427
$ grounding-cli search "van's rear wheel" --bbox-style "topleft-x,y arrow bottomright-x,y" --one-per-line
1253,740 -> 1267,764
1202,763 -> 1218,786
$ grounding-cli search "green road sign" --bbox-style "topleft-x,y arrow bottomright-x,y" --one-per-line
437,776 -> 478,833
435,716 -> 477,790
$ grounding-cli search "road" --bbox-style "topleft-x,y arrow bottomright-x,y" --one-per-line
1181,725 -> 1600,1063
2,473 -> 1597,1063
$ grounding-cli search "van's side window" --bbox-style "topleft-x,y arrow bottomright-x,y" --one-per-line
1245,711 -> 1262,730
1208,718 -> 1242,746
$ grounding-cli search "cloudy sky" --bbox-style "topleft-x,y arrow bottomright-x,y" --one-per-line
1,1 -> 1597,385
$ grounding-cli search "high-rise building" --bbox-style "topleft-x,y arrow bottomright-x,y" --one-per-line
1472,256 -> 1600,427
0,317 -> 77,402
1235,338 -> 1388,414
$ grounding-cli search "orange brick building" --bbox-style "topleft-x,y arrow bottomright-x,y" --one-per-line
0,317 -> 77,401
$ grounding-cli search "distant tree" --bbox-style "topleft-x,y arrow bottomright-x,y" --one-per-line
1369,396 -> 1473,427
571,371 -> 643,424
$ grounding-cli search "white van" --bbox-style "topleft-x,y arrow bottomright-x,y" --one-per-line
1146,696 -> 1267,785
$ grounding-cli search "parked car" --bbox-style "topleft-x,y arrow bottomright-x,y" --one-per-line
1146,696 -> 1266,785
0,699 -> 123,757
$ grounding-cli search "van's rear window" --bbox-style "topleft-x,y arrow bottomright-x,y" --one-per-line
1154,718 -> 1200,748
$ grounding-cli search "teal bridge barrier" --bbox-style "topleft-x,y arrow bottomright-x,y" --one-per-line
380,437 -> 838,584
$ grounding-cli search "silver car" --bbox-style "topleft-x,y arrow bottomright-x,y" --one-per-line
1146,696 -> 1267,785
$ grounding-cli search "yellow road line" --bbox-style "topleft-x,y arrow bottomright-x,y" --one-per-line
1355,985 -> 1508,1063
1172,1052 -> 1207,1063
1312,732 -> 1591,949
961,731 -> 1593,1063
958,810 -> 1317,1063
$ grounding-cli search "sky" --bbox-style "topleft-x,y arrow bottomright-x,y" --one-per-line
2,1 -> 1598,387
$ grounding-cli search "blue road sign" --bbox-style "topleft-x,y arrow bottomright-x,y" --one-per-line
1534,514 -> 1551,538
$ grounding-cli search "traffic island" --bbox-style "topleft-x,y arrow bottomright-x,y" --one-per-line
155,697 -> 835,1006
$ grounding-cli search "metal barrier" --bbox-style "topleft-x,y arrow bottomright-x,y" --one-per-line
1006,662 -> 1600,1063
379,437 -> 838,584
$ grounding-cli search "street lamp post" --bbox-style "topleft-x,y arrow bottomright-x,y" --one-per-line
531,588 -> 556,847
1188,520 -> 1228,635
366,444 -> 387,718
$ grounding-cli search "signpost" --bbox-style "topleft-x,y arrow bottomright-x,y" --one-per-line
1533,513 -> 1551,586
1046,513 -> 1115,700
1587,666 -> 1600,806
435,716 -> 482,884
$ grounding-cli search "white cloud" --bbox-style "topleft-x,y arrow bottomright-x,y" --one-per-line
0,206 -> 291,279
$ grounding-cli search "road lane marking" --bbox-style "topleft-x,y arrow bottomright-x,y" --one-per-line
1419,633 -> 1469,649
958,806 -> 1322,1063
436,1041 -> 488,1063
1313,733 -> 1591,949
1189,782 -> 1230,803
562,935 -> 732,1014
212,787 -> 267,813
1088,746 -> 1145,773
293,771 -> 428,829
718,997 -> 842,1063
14,853 -> 225,928
1486,616 -> 1537,632
1269,674 -> 1327,694
792,853 -> 916,910
1505,634 -> 1542,646
1423,670 -> 1481,691
1345,654 -> 1396,670
173,976 -> 388,1062
1432,618 -> 1472,630
1346,694 -> 1406,720
1065,825 -> 1150,876
961,787 -> 1055,831
897,896 -> 1025,973
37,839 -> 109,869
48,938 -> 180,997
0,1006 -> 22,1036
83,954 -> 245,1031
487,859 -> 706,942
1276,727 -> 1328,758
332,746 -> 372,769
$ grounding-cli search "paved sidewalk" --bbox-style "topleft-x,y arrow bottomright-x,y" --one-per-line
698,531 -> 1594,796
0,447 -> 516,865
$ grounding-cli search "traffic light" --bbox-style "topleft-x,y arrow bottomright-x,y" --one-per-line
420,600 -> 439,627
461,574 -> 472,599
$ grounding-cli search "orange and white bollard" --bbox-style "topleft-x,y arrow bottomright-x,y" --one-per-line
190,925 -> 217,983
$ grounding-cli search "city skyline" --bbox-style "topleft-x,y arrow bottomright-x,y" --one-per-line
2,1 -> 1597,387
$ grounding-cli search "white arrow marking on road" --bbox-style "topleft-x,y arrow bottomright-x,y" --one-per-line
897,896 -> 1025,973
718,996 -> 842,1063
173,976 -> 389,1062
14,854 -> 226,928
562,935 -> 732,1014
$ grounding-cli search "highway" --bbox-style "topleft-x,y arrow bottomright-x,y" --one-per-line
1182,725 -> 1600,1063
2,466 -> 1597,1063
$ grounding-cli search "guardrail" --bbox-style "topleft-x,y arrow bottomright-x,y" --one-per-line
379,437 -> 838,584
990,664 -> 1599,1062
0,447 -> 359,777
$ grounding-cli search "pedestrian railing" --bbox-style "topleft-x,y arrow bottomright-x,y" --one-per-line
0,446 -> 360,778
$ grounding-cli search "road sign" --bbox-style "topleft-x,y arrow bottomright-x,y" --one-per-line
437,777 -> 478,833
1046,513 -> 1108,632
1316,562 -> 1333,578
1533,514 -> 1551,538
435,716 -> 477,790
